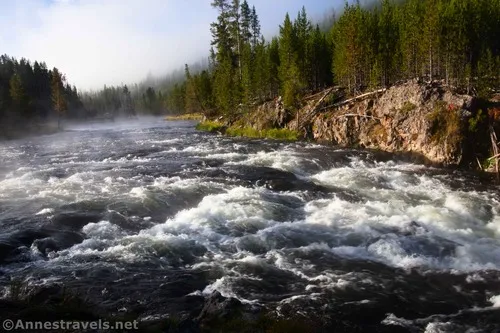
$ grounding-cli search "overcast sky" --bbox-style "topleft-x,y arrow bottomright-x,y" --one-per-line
1,0 -> 339,90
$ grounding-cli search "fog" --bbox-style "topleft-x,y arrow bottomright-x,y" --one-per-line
1,0 -> 337,91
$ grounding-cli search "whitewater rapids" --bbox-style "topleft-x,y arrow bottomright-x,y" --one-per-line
0,118 -> 499,331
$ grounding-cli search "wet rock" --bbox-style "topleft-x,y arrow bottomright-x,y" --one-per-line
33,230 -> 84,255
230,165 -> 331,193
0,240 -> 20,263
1,227 -> 84,260
26,284 -> 66,304
105,210 -> 140,231
195,291 -> 253,328
51,211 -> 102,230
33,237 -> 59,255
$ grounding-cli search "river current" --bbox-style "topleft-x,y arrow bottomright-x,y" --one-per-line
0,118 -> 499,331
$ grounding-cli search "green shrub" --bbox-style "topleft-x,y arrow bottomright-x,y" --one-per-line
427,101 -> 462,146
468,109 -> 485,132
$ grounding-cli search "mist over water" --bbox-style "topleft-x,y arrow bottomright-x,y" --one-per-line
1,118 -> 499,330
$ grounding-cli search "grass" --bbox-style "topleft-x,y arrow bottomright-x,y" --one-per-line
195,120 -> 226,133
165,113 -> 203,121
196,121 -> 299,141
226,126 -> 299,141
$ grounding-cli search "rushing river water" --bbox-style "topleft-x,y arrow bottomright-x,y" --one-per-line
1,118 -> 500,331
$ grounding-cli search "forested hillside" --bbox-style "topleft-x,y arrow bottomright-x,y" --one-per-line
167,0 -> 499,116
0,55 -> 83,135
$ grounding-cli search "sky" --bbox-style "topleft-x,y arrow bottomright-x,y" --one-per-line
0,0 -> 339,90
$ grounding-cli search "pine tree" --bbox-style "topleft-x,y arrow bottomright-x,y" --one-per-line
166,83 -> 186,114
230,0 -> 242,80
9,73 -> 26,114
50,68 -> 67,128
279,13 -> 302,108
310,25 -> 331,90
240,0 -> 252,44
253,37 -> 271,101
197,70 -> 214,111
268,37 -> 281,99
241,41 -> 253,105
422,0 -> 440,81
184,64 -> 199,113
331,2 -> 366,93
400,0 -> 423,79
250,6 -> 261,49
294,7 -> 312,91
211,0 -> 238,114
122,85 -> 135,116
214,56 -> 235,114
378,0 -> 400,86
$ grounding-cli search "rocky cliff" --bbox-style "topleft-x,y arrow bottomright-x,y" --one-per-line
225,80 -> 494,168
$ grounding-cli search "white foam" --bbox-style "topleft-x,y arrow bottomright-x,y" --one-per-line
489,295 -> 500,307
201,276 -> 260,304
35,208 -> 54,215
82,221 -> 125,240
146,186 -> 279,239
301,159 -> 500,272
227,149 -> 314,176
424,322 -> 455,333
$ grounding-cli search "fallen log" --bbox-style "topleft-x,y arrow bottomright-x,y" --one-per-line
331,88 -> 387,109
332,113 -> 383,121
314,88 -> 386,113
298,87 -> 338,130
303,86 -> 343,101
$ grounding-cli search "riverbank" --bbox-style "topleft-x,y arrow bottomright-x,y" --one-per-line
196,121 -> 299,140
197,80 -> 500,172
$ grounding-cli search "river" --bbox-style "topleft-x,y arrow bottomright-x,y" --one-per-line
0,117 -> 499,331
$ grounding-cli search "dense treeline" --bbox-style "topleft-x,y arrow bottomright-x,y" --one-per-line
331,0 -> 500,96
0,55 -> 83,130
81,61 -> 209,117
81,85 -> 139,118
163,0 -> 499,115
